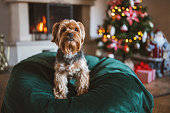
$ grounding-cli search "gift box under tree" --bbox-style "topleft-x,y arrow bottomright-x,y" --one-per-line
135,62 -> 156,84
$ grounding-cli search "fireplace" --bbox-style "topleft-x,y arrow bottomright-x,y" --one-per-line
4,0 -> 95,65
29,3 -> 82,40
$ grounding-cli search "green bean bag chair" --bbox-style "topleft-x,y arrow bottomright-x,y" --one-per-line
1,52 -> 153,113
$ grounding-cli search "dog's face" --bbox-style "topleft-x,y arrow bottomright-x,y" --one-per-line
51,19 -> 85,55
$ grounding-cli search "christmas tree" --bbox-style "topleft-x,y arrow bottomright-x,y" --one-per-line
96,0 -> 154,60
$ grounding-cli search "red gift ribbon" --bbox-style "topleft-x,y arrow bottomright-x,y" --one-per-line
134,62 -> 152,73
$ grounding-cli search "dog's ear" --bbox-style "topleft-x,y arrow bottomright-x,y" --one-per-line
78,22 -> 85,44
51,22 -> 60,43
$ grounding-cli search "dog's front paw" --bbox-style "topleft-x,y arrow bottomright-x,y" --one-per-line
77,88 -> 88,96
53,88 -> 67,99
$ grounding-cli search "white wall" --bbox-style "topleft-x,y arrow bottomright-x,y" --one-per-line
142,0 -> 170,42
90,0 -> 107,40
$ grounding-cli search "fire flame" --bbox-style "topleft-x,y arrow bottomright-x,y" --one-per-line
37,16 -> 47,33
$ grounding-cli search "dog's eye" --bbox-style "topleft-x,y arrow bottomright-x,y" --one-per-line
62,28 -> 66,32
75,28 -> 78,31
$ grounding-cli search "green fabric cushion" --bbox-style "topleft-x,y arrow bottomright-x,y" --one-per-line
1,52 -> 153,113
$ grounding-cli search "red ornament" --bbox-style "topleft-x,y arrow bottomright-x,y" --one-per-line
102,37 -> 107,43
116,14 -> 121,20
123,44 -> 130,53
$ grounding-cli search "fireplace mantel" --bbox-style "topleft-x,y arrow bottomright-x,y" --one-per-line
4,0 -> 95,5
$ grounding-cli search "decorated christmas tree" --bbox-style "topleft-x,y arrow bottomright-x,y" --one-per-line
96,0 -> 155,60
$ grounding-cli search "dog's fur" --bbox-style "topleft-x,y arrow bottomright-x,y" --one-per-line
51,19 -> 90,99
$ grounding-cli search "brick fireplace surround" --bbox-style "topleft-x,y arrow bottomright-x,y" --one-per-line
4,0 -> 96,66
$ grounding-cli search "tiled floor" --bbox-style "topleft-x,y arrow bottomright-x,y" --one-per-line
0,73 -> 170,113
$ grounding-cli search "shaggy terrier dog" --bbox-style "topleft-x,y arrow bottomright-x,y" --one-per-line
51,19 -> 90,99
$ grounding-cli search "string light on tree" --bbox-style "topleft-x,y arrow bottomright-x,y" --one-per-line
129,39 -> 132,43
107,34 -> 111,38
122,7 -> 125,10
125,39 -> 129,43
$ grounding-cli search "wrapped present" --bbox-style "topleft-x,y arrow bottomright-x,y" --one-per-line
136,70 -> 156,83
135,62 -> 156,83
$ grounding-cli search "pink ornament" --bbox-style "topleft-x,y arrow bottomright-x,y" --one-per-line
124,7 -> 140,26
144,12 -> 148,16
140,13 -> 145,18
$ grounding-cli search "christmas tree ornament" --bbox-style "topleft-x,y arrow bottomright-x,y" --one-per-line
112,16 -> 116,21
129,0 -> 135,7
135,43 -> 140,49
140,13 -> 145,18
98,41 -> 104,47
116,14 -> 121,20
142,31 -> 147,43
107,10 -> 112,18
124,7 -> 140,26
102,37 -> 107,42
107,53 -> 114,58
149,21 -> 154,28
144,12 -> 148,16
124,44 -> 130,53
121,24 -> 128,32
96,49 -> 103,57
108,25 -> 116,36
134,0 -> 141,5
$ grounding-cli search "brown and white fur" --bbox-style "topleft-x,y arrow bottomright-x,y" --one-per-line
51,19 -> 90,99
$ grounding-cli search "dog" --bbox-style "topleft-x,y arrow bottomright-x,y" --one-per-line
51,19 -> 90,99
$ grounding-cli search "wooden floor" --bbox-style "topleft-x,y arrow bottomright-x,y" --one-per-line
153,95 -> 170,113
0,73 -> 170,113
0,72 -> 10,111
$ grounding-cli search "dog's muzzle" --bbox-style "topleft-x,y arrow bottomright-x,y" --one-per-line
68,33 -> 74,41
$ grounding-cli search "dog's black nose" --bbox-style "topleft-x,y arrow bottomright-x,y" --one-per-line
68,38 -> 74,41
68,33 -> 74,38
